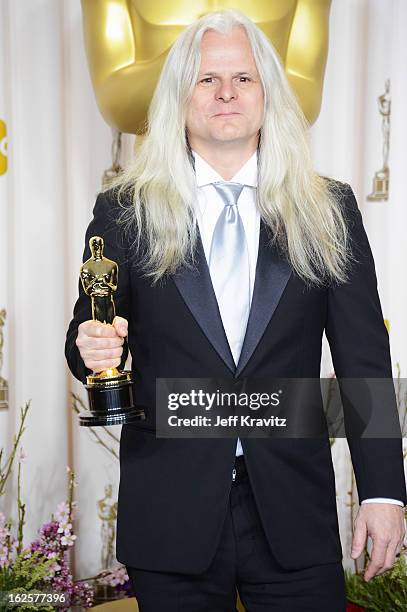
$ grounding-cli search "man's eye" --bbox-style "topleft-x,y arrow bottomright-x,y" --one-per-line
199,76 -> 251,84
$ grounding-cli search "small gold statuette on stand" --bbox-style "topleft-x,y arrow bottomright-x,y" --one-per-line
98,484 -> 117,571
0,308 -> 8,410
78,236 -> 145,426
368,79 -> 391,201
93,484 -> 120,604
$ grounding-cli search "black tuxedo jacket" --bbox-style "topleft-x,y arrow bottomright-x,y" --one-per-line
65,182 -> 406,574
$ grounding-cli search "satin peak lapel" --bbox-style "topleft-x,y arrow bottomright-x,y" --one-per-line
172,230 -> 236,373
235,221 -> 292,377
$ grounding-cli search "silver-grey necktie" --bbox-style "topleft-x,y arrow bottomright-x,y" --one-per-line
209,182 -> 251,365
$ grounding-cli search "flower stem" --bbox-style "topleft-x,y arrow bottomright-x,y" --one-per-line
0,402 -> 30,496
16,460 -> 26,555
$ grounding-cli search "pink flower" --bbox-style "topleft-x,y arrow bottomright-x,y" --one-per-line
54,502 -> 70,523
98,565 -> 129,587
0,539 -> 16,569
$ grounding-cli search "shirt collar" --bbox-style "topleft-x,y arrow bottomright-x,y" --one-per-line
191,149 -> 258,188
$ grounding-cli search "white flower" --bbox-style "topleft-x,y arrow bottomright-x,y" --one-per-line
61,533 -> 77,547
57,520 -> 72,535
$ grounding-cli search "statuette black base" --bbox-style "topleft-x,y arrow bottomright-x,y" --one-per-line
80,370 -> 145,427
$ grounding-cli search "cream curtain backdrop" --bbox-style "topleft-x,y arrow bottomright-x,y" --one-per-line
0,0 -> 406,580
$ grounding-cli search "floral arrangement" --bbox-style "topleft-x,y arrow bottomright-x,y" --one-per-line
345,553 -> 407,611
0,402 -> 93,610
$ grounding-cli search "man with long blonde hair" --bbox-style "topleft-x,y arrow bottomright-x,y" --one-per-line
66,10 -> 406,611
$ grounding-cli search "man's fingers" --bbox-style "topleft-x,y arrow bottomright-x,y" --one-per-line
363,539 -> 388,581
76,319 -> 126,369
373,534 -> 406,577
113,316 -> 128,337
375,541 -> 400,576
351,518 -> 367,559
81,336 -> 124,350
78,320 -> 117,338
82,347 -> 123,362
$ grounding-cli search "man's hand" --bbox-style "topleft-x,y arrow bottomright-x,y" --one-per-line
351,503 -> 406,581
76,316 -> 128,373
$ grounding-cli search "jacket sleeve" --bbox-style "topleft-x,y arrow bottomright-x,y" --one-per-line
65,189 -> 131,384
325,183 -> 407,505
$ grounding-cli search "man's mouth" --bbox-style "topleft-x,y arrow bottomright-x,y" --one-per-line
213,112 -> 240,117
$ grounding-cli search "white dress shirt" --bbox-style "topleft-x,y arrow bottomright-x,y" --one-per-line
193,149 -> 259,458
192,149 -> 404,507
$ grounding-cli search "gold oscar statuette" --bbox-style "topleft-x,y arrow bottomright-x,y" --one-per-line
368,79 -> 391,202
78,236 -> 145,426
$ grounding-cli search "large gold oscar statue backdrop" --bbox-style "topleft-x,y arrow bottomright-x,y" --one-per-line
81,0 -> 332,133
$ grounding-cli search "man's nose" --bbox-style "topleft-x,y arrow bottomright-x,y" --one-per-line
215,80 -> 237,102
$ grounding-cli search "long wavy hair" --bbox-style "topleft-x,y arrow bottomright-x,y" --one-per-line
108,9 -> 353,287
